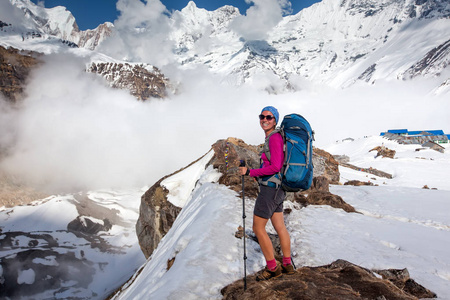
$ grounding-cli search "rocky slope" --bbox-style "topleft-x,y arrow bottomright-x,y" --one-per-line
87,62 -> 169,100
0,45 -> 40,102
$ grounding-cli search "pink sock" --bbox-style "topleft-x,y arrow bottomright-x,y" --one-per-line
283,256 -> 291,266
266,259 -> 277,271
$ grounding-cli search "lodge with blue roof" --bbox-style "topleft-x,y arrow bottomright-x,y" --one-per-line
380,129 -> 449,146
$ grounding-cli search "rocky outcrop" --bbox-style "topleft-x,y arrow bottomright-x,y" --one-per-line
312,147 -> 340,184
369,145 -> 396,158
340,162 -> 393,179
0,45 -> 41,102
221,259 -> 436,300
135,174 -> 182,259
87,62 -> 169,100
402,38 -> 450,79
75,22 -> 113,50
293,176 -> 356,213
344,180 -> 375,186
211,137 -> 261,199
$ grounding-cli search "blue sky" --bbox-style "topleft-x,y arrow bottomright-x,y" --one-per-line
30,0 -> 321,30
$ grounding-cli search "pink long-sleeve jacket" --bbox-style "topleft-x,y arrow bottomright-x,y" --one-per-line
249,132 -> 284,177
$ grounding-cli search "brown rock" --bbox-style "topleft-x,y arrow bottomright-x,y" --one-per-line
369,145 -> 396,159
309,175 -> 330,192
87,62 -> 169,100
135,174 -> 181,259
211,137 -> 260,199
374,268 -> 436,299
344,180 -> 375,186
0,45 -> 41,102
221,259 -> 435,300
294,176 -> 356,213
313,147 -> 340,184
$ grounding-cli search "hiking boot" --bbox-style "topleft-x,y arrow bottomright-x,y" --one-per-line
256,263 -> 282,281
282,263 -> 295,275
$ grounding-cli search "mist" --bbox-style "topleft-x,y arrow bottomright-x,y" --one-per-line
1,48 -> 448,193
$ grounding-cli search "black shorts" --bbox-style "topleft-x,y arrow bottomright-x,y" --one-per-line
254,185 -> 286,219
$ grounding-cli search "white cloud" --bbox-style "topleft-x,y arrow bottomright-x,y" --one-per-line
229,0 -> 290,41
97,0 -> 174,66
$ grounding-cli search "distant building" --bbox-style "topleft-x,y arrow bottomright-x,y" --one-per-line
380,129 -> 449,145
422,141 -> 445,153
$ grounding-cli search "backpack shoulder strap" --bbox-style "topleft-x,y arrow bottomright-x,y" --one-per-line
263,128 -> 282,162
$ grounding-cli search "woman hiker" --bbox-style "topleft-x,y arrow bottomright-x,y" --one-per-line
239,106 -> 294,281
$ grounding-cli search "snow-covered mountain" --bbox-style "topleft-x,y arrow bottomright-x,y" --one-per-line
165,0 -> 450,92
6,0 -> 112,50
2,0 -> 449,93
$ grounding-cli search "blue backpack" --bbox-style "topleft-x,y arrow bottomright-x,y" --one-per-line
260,114 -> 314,192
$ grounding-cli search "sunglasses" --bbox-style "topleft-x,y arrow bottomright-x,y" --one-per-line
259,114 -> 275,121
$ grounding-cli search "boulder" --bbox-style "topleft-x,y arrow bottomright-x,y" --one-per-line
293,176 -> 356,213
369,145 -> 396,159
344,180 -> 375,186
221,259 -> 436,300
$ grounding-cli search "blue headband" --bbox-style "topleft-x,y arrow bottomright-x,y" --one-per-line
261,106 -> 279,124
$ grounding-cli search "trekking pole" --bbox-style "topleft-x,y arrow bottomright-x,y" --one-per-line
239,160 -> 247,291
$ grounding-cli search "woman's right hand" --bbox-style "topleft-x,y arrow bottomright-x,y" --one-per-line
239,167 -> 248,176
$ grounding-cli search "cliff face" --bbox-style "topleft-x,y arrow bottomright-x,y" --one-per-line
87,62 -> 169,100
0,45 -> 40,102
75,22 -> 113,50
